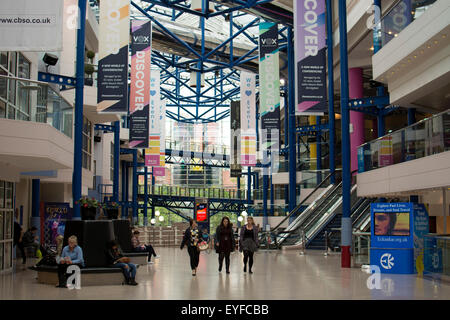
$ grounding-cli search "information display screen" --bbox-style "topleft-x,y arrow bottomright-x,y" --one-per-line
374,212 -> 410,236
196,203 -> 208,222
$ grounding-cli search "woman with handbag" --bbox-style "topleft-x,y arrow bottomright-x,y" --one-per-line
239,216 -> 259,274
180,219 -> 204,276
214,216 -> 235,274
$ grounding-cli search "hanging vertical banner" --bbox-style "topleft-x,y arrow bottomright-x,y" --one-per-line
145,69 -> 161,167
129,20 -> 152,148
240,71 -> 257,166
97,0 -> 130,113
230,100 -> 242,177
153,100 -> 166,177
259,22 -> 280,150
295,0 -> 327,115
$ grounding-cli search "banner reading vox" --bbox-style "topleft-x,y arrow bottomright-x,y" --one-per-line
129,20 -> 152,149
97,0 -> 130,114
295,0 -> 327,115
145,69 -> 161,167
259,22 -> 280,150
0,0 -> 63,51
240,72 -> 257,166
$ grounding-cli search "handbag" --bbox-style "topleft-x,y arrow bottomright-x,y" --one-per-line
198,240 -> 209,251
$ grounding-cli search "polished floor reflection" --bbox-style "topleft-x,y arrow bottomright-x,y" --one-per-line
1,247 -> 449,300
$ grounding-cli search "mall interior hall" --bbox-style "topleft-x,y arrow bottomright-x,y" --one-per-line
0,0 -> 449,300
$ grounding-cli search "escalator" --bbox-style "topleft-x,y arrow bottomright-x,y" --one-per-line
275,181 -> 344,247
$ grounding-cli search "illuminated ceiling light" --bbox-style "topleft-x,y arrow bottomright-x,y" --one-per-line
427,44 -> 431,48
369,46 -> 374,51
155,210 -> 160,217
413,55 -> 417,58
442,34 -> 447,38
394,34 -> 398,37
159,216 -> 164,222
388,31 -> 392,35
150,218 -> 156,224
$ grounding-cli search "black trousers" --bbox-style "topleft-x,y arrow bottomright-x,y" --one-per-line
14,242 -> 26,262
218,252 -> 230,271
243,251 -> 254,270
134,245 -> 157,261
57,263 -> 83,286
187,246 -> 200,270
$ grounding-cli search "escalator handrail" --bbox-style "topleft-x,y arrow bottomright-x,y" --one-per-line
270,170 -> 341,233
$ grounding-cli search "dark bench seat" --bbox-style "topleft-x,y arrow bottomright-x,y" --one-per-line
123,252 -> 148,264
30,264 -> 140,286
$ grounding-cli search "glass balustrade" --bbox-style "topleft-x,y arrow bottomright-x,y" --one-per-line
138,184 -> 246,200
0,75 -> 73,138
358,109 -> 450,173
424,234 -> 450,278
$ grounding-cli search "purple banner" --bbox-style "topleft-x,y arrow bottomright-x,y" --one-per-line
295,0 -> 327,115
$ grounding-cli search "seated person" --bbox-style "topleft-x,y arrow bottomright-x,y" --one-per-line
22,227 -> 43,258
106,240 -> 138,286
56,235 -> 84,288
131,230 -> 158,264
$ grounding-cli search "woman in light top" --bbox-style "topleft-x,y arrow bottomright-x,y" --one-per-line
56,235 -> 84,288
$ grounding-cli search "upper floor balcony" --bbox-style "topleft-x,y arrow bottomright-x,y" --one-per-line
357,109 -> 450,197
372,0 -> 450,110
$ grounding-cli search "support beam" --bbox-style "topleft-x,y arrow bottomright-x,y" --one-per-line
132,149 -> 138,225
407,108 -> 416,126
72,0 -> 87,220
113,122 -> 120,202
32,179 -> 41,240
288,27 -> 297,212
339,0 -> 352,268
327,0 -> 336,184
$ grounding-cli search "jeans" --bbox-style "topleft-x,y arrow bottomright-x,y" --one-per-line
187,246 -> 200,270
134,245 -> 157,261
113,262 -> 137,280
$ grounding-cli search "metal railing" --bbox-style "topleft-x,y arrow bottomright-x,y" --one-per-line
358,109 -> 450,173
138,184 -> 247,200
0,75 -> 73,138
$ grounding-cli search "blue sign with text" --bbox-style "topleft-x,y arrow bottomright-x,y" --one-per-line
371,202 -> 413,249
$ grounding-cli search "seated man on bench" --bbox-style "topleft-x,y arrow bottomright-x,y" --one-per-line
131,230 -> 158,264
56,235 -> 84,288
106,240 -> 138,286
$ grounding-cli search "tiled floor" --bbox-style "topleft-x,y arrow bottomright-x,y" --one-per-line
1,247 -> 449,300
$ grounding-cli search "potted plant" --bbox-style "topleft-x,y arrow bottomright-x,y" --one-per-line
105,201 -> 120,220
76,197 -> 99,220
84,50 -> 96,86
84,64 -> 95,86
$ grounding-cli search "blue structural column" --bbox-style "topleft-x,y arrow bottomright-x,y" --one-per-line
288,27 -> 297,212
151,170 -> 155,219
377,86 -> 385,137
72,0 -> 87,220
326,0 -> 336,184
373,0 -> 385,137
316,116 -> 322,183
124,163 -> 129,219
144,153 -> 148,226
113,121 -> 120,202
284,89 -> 289,205
407,108 -> 416,126
121,160 -> 127,217
262,160 -> 269,227
31,179 -> 41,239
339,0 -> 352,268
132,149 -> 138,225
247,167 -> 252,207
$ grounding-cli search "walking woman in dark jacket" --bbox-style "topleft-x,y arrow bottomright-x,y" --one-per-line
239,216 -> 259,273
214,216 -> 235,274
180,219 -> 203,276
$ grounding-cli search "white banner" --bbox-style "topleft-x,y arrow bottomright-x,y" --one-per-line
145,69 -> 161,167
240,71 -> 257,166
0,0 -> 63,51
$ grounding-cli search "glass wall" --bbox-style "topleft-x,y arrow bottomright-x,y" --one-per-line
358,109 -> 450,173
0,181 -> 14,273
